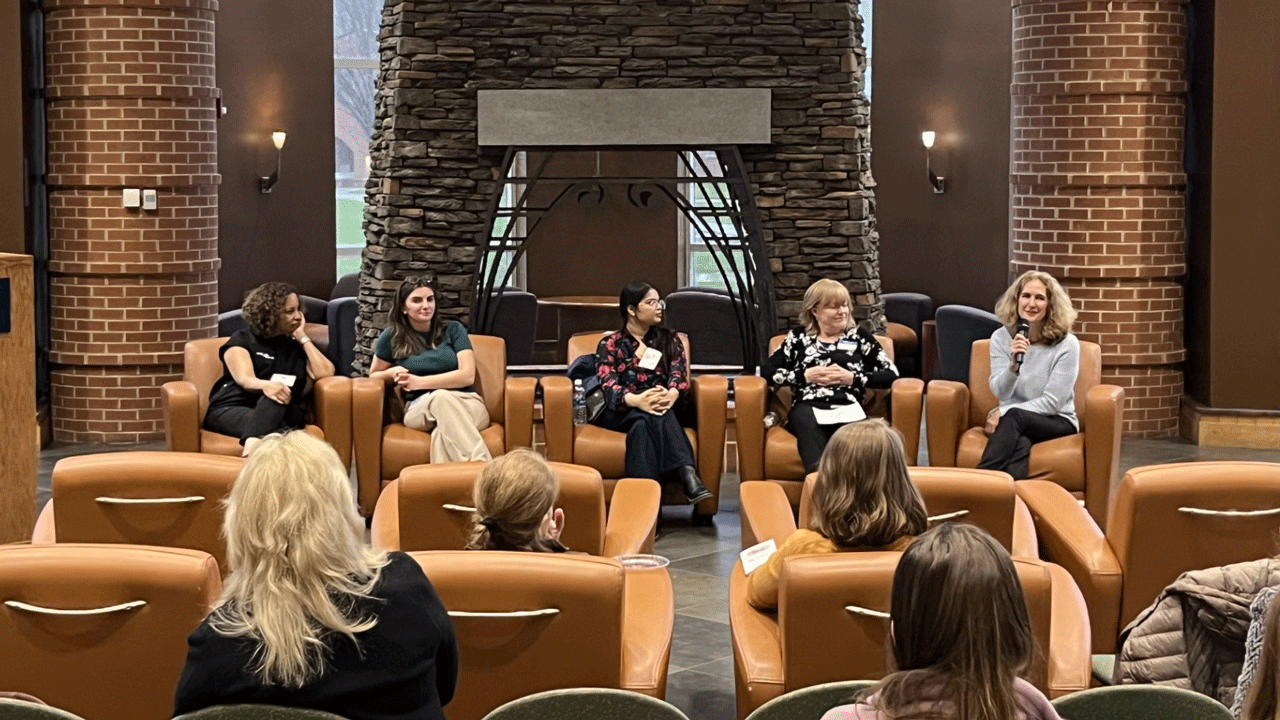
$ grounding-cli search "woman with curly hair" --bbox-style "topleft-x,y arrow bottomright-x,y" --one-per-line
205,282 -> 334,455
977,270 -> 1080,479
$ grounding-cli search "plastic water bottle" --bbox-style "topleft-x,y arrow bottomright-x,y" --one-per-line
572,379 -> 587,425
763,411 -> 781,429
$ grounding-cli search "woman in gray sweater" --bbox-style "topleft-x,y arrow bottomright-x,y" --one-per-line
977,271 -> 1080,479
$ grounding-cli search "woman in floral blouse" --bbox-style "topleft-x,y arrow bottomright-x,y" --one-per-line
767,278 -> 899,473
592,280 -> 713,508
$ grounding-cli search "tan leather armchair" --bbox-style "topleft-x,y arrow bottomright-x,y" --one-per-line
728,549 -> 1091,718
0,544 -> 221,720
351,334 -> 537,516
734,334 -> 925,507
161,337 -> 352,468
30,451 -> 243,574
925,339 -> 1124,525
541,331 -> 729,518
370,461 -> 659,556
409,551 -> 674,720
1016,461 -> 1280,654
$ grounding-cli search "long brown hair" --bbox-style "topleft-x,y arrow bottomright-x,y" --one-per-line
868,523 -> 1035,720
1244,590 -> 1280,720
387,277 -> 448,358
809,419 -> 927,548
993,270 -> 1077,345
466,449 -> 562,552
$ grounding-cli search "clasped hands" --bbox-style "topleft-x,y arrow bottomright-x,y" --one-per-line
627,386 -> 680,416
378,365 -> 430,393
804,364 -> 854,387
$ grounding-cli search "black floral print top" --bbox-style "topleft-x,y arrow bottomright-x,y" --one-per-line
766,325 -> 898,406
596,329 -> 690,411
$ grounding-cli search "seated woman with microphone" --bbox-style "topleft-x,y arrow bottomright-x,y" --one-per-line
977,270 -> 1080,479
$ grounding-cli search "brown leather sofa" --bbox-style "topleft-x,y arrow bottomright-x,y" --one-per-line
924,339 -> 1124,525
351,334 -> 537,516
1017,461 -> 1280,654
161,337 -> 353,468
370,461 -> 659,556
0,544 -> 221,720
541,331 -> 729,518
30,451 -> 243,574
734,334 -> 926,507
751,467 -> 1040,559
409,551 -> 674,720
728,550 -> 1091,718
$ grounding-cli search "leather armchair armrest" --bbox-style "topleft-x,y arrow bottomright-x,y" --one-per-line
1016,480 -> 1123,654
692,374 -> 729,516
313,375 -> 352,470
1044,561 -> 1093,698
503,377 -> 537,452
729,560 -> 785,719
925,379 -> 970,467
31,502 -> 55,543
351,377 -> 387,517
734,375 -> 768,483
1083,383 -> 1125,526
540,376 -> 574,463
370,479 -> 400,552
890,377 -> 924,463
739,481 -> 797,551
1011,496 -> 1039,559
604,478 -> 660,557
161,380 -> 202,453
622,566 -> 675,698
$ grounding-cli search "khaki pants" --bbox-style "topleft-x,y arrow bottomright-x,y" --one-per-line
402,389 -> 492,463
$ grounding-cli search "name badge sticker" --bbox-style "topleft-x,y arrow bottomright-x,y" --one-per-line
740,538 -> 778,576
837,339 -> 857,353
269,373 -> 297,386
638,347 -> 662,370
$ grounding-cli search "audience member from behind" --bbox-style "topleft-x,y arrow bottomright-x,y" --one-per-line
205,282 -> 335,456
747,419 -> 927,610
1241,585 -> 1280,720
369,277 -> 491,463
466,448 -> 568,552
821,523 -> 1061,720
978,270 -> 1080,479
173,432 -> 458,720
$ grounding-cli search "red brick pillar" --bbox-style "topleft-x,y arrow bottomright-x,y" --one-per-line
45,0 -> 220,443
1011,0 -> 1187,437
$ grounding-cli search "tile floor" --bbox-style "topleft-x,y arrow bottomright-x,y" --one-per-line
33,436 -> 1280,720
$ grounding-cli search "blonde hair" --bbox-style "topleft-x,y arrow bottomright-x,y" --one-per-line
800,278 -> 851,336
210,432 -> 388,688
993,270 -> 1077,344
809,419 -> 927,547
466,449 -> 561,552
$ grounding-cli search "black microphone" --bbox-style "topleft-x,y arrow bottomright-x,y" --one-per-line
1014,318 -> 1030,372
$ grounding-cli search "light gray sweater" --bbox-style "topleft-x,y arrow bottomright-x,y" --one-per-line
988,326 -> 1079,431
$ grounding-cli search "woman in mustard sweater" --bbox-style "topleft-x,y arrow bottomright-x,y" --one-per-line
747,418 -> 927,610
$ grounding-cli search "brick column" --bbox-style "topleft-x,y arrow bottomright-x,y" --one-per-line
1011,0 -> 1187,436
45,0 -> 220,443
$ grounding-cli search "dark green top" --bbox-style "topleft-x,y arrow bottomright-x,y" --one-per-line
374,321 -> 474,400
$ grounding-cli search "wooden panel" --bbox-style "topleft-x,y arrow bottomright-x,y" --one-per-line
0,254 -> 36,541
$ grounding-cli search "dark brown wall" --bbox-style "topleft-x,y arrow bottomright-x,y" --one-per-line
0,1 -> 24,255
216,1 -> 336,310
1187,0 -> 1280,409
870,1 -> 1012,311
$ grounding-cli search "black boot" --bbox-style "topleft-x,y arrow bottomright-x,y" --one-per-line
677,465 -> 713,505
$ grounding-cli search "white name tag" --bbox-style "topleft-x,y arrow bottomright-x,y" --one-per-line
811,403 -> 866,425
740,538 -> 777,576
638,347 -> 662,370
269,373 -> 297,386
837,339 -> 857,352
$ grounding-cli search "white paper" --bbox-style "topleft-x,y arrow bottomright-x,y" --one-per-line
638,347 -> 662,370
740,538 -> 778,576
811,403 -> 866,425
269,373 -> 297,386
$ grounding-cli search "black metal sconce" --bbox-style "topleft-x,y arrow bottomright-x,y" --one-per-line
922,131 -> 946,194
260,130 -> 287,193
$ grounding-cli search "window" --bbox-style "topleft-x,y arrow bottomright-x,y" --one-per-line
860,0 -> 873,99
679,151 -> 748,291
481,152 -> 528,290
333,0 -> 380,278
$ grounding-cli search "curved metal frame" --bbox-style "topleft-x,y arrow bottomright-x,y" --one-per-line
471,146 -> 776,370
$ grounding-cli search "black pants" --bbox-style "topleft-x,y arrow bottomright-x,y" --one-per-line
977,408 -> 1076,479
789,402 -> 846,474
204,396 -> 296,445
595,406 -> 696,482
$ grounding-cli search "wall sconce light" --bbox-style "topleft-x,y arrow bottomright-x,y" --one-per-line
260,130 -> 287,193
921,130 -> 946,194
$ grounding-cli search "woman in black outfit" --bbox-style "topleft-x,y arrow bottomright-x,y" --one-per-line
204,282 -> 334,456
173,432 -> 457,720
592,280 -> 713,508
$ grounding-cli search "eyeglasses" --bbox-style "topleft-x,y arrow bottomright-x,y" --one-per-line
641,299 -> 666,309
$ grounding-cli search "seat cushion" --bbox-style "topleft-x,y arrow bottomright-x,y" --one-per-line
200,425 -> 323,456
763,427 -> 806,481
380,423 -> 506,482
885,321 -> 919,357
956,427 -> 1085,491
573,424 -> 697,480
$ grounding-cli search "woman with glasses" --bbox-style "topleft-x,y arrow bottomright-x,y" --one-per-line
591,280 -> 713,510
